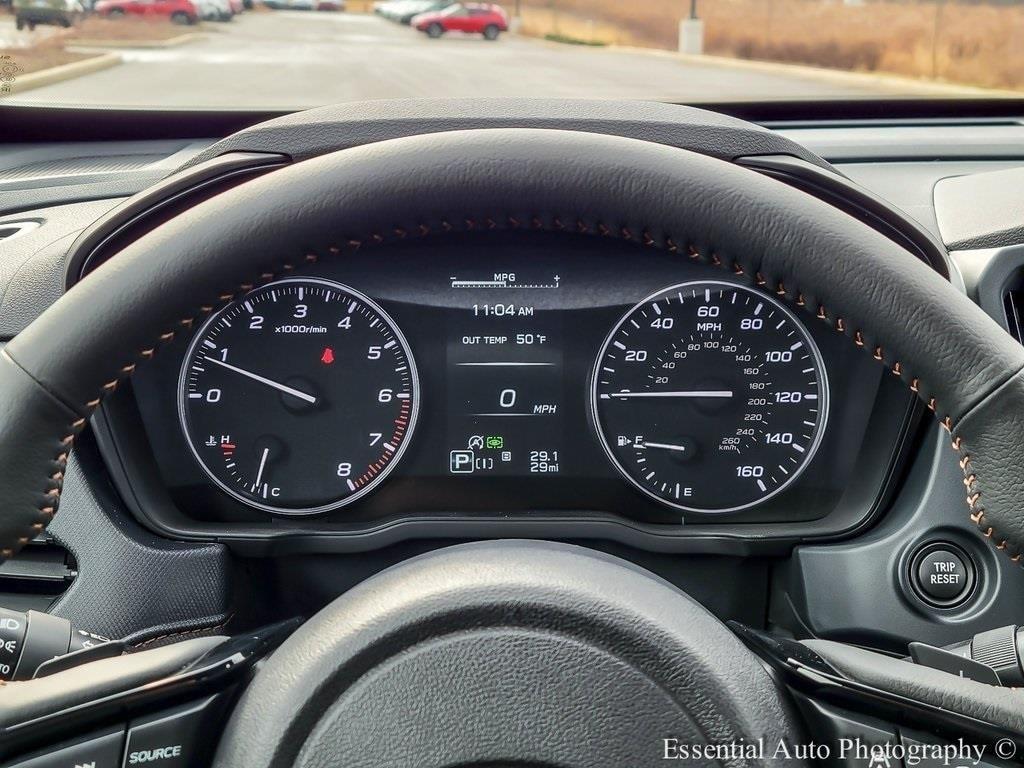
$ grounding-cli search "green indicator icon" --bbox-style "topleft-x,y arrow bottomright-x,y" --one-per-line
485,436 -> 504,450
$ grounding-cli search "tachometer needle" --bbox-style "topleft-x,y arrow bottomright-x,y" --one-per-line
641,441 -> 688,453
203,357 -> 318,404
608,390 -> 733,399
254,447 -> 270,487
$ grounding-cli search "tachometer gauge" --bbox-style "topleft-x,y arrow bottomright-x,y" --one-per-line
592,280 -> 828,513
178,278 -> 418,515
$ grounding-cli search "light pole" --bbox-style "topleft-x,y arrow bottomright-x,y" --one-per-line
679,0 -> 703,54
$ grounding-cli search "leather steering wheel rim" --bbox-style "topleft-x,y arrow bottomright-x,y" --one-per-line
1,128 -> 1023,562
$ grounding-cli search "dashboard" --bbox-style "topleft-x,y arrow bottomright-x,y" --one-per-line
99,231 -> 915,547
6,100 -> 1024,656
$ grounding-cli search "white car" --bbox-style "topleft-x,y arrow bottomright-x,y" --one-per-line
195,0 -> 231,19
378,0 -> 426,21
211,0 -> 233,18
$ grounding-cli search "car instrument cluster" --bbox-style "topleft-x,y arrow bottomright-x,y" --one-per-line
112,234 -> 913,543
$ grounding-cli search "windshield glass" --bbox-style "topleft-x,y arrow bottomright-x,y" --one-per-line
1,0 -> 1021,108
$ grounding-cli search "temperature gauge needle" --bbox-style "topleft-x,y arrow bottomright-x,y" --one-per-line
608,390 -> 734,399
254,447 -> 270,487
641,441 -> 688,453
203,357 -> 318,404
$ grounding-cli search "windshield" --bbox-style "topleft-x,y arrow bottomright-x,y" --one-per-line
1,0 -> 1021,109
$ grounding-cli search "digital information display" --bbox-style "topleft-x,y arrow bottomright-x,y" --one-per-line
446,270 -> 563,477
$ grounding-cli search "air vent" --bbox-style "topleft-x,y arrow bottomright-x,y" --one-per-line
0,221 -> 40,242
1004,282 -> 1024,344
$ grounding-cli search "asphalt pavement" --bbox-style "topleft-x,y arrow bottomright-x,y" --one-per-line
10,11 -> 892,108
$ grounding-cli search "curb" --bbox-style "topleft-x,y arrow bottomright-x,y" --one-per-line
607,45 -> 1021,98
67,31 -> 206,48
6,51 -> 122,94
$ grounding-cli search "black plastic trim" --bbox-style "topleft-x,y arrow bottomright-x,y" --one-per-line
0,106 -> 285,143
2,100 -> 1023,143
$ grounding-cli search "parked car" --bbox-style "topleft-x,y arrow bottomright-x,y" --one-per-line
287,0 -> 313,9
13,0 -> 83,29
385,0 -> 431,22
375,0 -> 413,20
412,2 -> 506,39
194,0 -> 232,20
315,0 -> 343,9
378,0 -> 440,22
212,0 -> 234,19
396,0 -> 446,24
93,0 -> 198,23
227,0 -> 243,14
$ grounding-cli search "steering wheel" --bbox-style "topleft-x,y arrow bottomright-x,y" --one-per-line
2,128 -> 1023,765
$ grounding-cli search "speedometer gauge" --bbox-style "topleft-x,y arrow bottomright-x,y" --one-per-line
592,280 -> 828,513
178,278 -> 418,515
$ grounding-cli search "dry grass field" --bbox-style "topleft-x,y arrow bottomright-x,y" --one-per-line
0,15 -> 191,87
70,16 -> 200,41
519,0 -> 1024,91
1,38 -> 92,77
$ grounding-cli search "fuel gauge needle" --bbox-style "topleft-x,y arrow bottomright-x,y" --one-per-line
203,356 -> 318,404
641,441 -> 688,453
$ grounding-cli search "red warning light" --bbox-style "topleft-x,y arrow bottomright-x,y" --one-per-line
320,347 -> 335,365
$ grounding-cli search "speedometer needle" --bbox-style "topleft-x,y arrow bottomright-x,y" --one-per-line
608,390 -> 734,399
203,357 -> 318,405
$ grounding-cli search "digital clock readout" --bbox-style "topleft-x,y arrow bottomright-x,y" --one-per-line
446,274 -> 564,477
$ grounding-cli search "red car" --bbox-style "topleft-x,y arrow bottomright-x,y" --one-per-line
94,0 -> 200,23
413,2 -> 507,39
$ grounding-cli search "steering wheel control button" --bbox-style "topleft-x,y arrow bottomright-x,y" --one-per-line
910,543 -> 974,607
7,728 -> 123,767
0,607 -> 27,681
124,695 -> 220,767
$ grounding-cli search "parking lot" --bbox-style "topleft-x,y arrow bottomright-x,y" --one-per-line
10,11 -> 895,108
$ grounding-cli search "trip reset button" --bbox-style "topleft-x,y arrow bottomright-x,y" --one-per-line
911,543 -> 974,607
